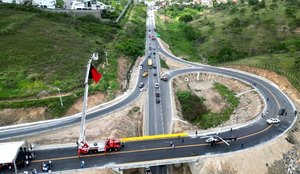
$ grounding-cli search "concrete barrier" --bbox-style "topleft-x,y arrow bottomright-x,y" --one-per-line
121,133 -> 188,142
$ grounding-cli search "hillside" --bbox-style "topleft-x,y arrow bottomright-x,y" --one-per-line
156,0 -> 300,63
0,4 -> 146,122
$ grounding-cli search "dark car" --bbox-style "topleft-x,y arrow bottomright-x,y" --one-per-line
156,98 -> 160,103
278,108 -> 286,115
155,92 -> 160,97
139,82 -> 144,88
153,66 -> 157,69
161,77 -> 168,81
153,72 -> 157,76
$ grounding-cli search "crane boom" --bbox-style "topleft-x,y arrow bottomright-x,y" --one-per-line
79,53 -> 98,144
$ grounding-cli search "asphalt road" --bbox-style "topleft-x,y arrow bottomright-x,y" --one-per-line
0,4 -> 297,174
146,6 -> 168,174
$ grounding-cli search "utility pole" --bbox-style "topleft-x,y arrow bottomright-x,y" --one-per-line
57,87 -> 63,107
78,53 -> 98,144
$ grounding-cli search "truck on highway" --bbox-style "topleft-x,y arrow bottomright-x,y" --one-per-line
148,59 -> 153,68
78,138 -> 124,156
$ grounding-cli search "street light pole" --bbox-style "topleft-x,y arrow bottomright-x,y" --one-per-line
57,87 -> 63,107
78,53 -> 98,144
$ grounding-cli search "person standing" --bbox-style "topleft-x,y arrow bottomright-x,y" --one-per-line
80,161 -> 85,168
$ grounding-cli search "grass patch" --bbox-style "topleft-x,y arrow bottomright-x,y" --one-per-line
156,12 -> 199,61
0,93 -> 80,118
0,4 -> 146,118
160,59 -> 169,69
176,90 -> 207,122
156,0 -> 300,63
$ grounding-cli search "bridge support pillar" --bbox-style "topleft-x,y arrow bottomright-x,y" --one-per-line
188,161 -> 199,174
112,168 -> 123,174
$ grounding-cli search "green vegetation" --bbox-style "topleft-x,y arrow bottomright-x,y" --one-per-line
156,8 -> 200,61
160,59 -> 169,69
176,90 -> 207,121
177,83 -> 239,129
0,4 -> 146,119
156,0 -> 300,63
100,0 -> 130,20
0,93 -> 80,119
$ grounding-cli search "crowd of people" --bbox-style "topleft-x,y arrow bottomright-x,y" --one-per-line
0,146 -> 36,173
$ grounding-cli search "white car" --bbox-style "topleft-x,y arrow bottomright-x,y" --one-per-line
139,65 -> 143,70
155,83 -> 159,88
266,118 -> 280,124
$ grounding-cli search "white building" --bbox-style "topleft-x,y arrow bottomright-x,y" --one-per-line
0,0 -> 56,9
1,0 -> 24,4
32,0 -> 56,9
70,0 -> 113,10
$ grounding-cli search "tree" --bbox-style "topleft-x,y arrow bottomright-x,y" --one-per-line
248,0 -> 259,5
285,7 -> 296,18
269,3 -> 278,10
289,18 -> 300,29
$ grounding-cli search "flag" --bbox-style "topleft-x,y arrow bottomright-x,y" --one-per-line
89,65 -> 102,83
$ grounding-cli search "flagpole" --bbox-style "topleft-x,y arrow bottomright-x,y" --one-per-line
79,53 -> 98,144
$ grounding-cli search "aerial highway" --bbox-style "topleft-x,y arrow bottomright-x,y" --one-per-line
0,4 -> 298,174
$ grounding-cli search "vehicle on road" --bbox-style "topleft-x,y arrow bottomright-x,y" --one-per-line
148,59 -> 153,68
155,92 -> 160,97
153,65 -> 157,69
266,118 -> 280,124
78,138 -> 124,156
145,167 -> 152,174
153,72 -> 157,76
139,82 -> 144,88
161,77 -> 168,81
156,98 -> 160,103
201,130 -> 238,147
155,83 -> 159,88
139,65 -> 143,70
41,161 -> 53,172
143,71 -> 149,77
278,109 -> 286,115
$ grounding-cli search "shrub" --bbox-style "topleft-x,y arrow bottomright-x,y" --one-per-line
179,14 -> 193,22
